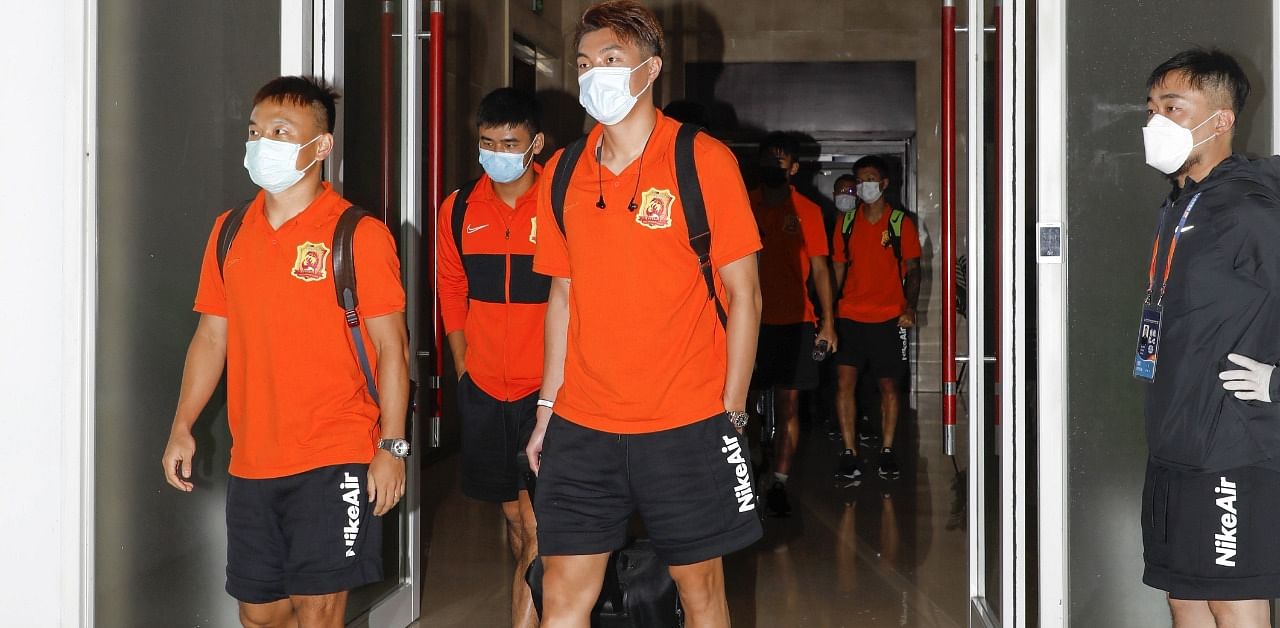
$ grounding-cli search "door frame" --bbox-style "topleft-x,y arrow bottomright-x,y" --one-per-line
1002,0 -> 1031,626
968,0 -> 1031,625
1034,0 -> 1069,624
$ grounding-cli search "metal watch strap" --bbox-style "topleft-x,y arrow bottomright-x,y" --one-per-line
727,410 -> 749,428
379,438 -> 410,458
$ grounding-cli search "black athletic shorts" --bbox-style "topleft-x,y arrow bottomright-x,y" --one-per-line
225,463 -> 383,603
1142,459 -> 1280,600
534,414 -> 763,566
754,323 -> 820,390
835,318 -> 909,379
458,373 -> 537,503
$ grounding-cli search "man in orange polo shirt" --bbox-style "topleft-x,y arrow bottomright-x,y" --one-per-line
524,2 -> 762,625
831,156 -> 922,481
751,130 -> 838,516
161,76 -> 409,626
437,87 -> 546,628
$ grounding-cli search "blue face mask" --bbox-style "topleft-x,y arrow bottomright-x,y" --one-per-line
478,142 -> 535,184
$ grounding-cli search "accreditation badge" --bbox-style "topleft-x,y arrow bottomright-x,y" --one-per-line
1133,302 -> 1163,382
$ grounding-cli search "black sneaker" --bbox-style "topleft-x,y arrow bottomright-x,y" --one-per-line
878,448 -> 901,480
766,481 -> 792,516
835,450 -> 862,480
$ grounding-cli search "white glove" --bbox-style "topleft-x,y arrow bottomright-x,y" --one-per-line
1219,353 -> 1276,403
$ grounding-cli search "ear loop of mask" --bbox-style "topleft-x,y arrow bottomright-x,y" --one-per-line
1189,110 -> 1222,149
296,134 -> 323,173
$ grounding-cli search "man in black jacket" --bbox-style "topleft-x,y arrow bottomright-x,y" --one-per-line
1138,49 -> 1280,628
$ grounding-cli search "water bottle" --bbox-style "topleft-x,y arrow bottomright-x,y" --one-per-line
812,339 -> 830,362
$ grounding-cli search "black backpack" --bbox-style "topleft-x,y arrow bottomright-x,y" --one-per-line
447,179 -> 480,255
518,455 -> 684,628
215,202 -> 381,405
549,123 -> 727,326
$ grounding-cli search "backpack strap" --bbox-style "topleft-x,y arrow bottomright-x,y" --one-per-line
332,205 -> 380,406
448,179 -> 479,256
840,209 -> 856,254
215,200 -> 253,279
550,136 -> 590,237
887,208 -> 906,268
674,123 -> 728,327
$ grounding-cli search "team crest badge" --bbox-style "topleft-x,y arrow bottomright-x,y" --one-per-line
291,241 -> 330,282
636,188 -> 675,230
529,216 -> 538,244
881,230 -> 891,247
783,214 -> 801,234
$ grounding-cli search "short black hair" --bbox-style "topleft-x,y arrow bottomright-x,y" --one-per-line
476,87 -> 542,135
852,155 -> 890,180
834,173 -> 858,189
760,131 -> 800,161
253,76 -> 340,133
1147,48 -> 1250,114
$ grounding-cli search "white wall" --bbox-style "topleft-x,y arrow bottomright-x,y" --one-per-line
0,1 -> 92,625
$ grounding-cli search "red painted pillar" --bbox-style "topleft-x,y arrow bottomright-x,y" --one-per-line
942,0 -> 958,455
428,1 -> 445,437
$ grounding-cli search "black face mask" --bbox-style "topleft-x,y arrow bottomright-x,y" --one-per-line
760,166 -> 788,188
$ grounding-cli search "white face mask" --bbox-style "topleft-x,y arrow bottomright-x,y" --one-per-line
856,181 -> 884,204
834,193 -> 857,212
478,142 -> 535,184
244,135 -> 322,194
1142,111 -> 1219,175
578,57 -> 653,126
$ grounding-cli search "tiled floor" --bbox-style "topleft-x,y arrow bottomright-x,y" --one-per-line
413,392 -> 970,627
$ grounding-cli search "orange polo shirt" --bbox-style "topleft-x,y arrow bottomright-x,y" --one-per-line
831,203 -> 921,323
194,183 -> 406,479
437,169 -> 547,401
751,186 -> 829,325
533,111 -> 762,434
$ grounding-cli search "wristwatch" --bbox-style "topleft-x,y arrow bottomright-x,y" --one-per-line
726,410 -> 749,429
378,438 -> 412,459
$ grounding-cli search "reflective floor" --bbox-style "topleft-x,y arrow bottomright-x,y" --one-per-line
413,392 -> 967,628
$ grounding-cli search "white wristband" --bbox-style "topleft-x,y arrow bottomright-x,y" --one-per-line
536,399 -> 555,409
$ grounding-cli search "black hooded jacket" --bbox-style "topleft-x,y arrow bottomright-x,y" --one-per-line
1144,153 -> 1280,472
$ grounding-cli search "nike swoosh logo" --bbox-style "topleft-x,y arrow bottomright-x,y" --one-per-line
1179,225 -> 1195,233
466,224 -> 489,234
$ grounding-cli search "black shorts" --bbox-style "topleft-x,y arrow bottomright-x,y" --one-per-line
458,374 -> 537,503
754,323 -> 820,390
835,318 -> 909,379
1142,459 -> 1280,599
225,463 -> 383,603
534,415 -> 763,566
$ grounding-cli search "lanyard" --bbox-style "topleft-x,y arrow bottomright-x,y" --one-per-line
1145,192 -> 1202,305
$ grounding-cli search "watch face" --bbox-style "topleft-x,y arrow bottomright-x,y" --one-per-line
392,440 -> 411,456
